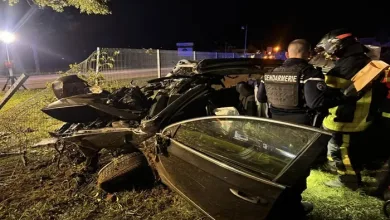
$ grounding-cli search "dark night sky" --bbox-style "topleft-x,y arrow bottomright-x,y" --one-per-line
1,0 -> 389,71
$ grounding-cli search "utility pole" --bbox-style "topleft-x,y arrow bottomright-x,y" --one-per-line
95,47 -> 100,74
243,24 -> 248,57
31,44 -> 40,74
5,44 -> 14,84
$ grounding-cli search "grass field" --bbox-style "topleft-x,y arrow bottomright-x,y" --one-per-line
0,78 -> 388,220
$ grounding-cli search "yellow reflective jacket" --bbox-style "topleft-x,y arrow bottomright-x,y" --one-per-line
322,53 -> 373,132
380,70 -> 390,119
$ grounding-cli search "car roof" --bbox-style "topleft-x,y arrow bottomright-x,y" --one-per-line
196,58 -> 283,75
169,58 -> 283,77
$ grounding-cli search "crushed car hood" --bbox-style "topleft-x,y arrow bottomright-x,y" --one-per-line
42,93 -> 145,123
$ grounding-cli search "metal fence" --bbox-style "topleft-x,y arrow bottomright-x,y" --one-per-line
77,48 -> 252,82
0,48 -> 281,90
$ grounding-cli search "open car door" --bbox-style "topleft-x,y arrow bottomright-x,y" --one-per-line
155,116 -> 330,220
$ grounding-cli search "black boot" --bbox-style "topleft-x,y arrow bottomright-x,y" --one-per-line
324,174 -> 362,190
302,201 -> 314,215
318,161 -> 338,174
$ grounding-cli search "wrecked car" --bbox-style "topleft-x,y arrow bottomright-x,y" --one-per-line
42,58 -> 333,219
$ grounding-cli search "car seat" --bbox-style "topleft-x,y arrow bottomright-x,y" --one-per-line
148,93 -> 169,118
167,94 -> 181,105
236,82 -> 257,116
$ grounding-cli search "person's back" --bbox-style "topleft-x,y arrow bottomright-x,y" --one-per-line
258,39 -> 328,125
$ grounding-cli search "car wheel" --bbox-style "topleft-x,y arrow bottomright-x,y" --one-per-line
97,152 -> 151,193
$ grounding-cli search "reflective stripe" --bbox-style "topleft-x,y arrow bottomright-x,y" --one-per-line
298,78 -> 325,84
336,33 -> 352,39
382,77 -> 390,83
324,75 -> 350,88
323,89 -> 373,132
337,170 -> 356,175
302,78 -> 325,84
327,156 -> 334,161
383,112 -> 390,118
339,134 -> 356,175
382,70 -> 390,83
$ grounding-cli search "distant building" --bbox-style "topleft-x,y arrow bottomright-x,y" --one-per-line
231,45 -> 287,60
176,42 -> 194,57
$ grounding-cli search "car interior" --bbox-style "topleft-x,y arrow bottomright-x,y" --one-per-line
146,74 -> 261,127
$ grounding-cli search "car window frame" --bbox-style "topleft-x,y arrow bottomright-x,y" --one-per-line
162,115 -> 331,182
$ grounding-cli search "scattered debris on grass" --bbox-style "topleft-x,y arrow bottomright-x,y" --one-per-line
0,147 -> 203,220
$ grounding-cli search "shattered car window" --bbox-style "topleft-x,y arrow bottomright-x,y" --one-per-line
172,118 -> 318,180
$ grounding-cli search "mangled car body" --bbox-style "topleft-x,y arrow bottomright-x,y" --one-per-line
42,58 -> 283,163
42,58 -> 333,219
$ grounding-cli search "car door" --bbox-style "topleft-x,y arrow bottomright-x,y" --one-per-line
155,116 -> 330,220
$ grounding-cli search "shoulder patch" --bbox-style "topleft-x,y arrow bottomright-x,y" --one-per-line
316,81 -> 327,91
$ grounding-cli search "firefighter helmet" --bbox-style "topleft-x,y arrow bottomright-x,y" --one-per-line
315,28 -> 357,57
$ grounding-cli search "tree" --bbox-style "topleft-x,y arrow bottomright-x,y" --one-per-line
5,0 -> 111,15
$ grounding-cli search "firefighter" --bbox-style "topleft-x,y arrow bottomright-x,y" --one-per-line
368,71 -> 390,197
314,28 -> 382,189
380,71 -> 390,130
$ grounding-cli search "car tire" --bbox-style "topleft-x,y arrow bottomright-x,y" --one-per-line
97,152 -> 150,193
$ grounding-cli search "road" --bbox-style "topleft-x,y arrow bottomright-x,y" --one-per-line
0,68 -> 172,90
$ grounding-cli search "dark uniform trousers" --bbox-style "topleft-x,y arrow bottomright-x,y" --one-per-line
270,112 -> 311,125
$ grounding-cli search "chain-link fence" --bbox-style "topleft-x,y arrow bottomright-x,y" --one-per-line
0,48 -> 267,90
85,48 -> 248,82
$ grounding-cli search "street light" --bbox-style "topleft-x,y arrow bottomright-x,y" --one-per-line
273,46 -> 280,52
0,31 -> 16,44
1,31 -> 16,63
0,31 -> 16,89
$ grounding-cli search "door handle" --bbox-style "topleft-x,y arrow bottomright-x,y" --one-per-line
229,188 -> 268,205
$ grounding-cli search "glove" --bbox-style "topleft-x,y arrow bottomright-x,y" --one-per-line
343,84 -> 357,97
343,83 -> 370,99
